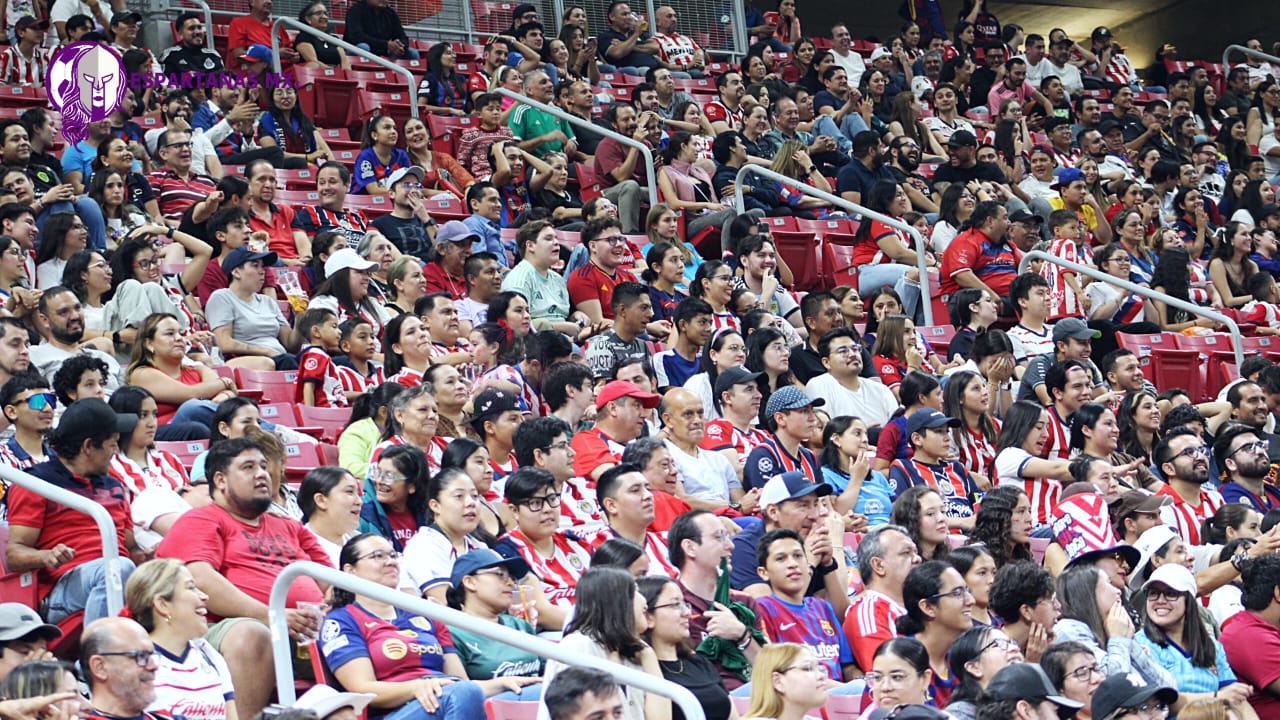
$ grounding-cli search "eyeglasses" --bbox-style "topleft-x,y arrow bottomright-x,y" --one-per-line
701,530 -> 733,543
520,493 -> 561,512
134,258 -> 157,270
357,548 -> 402,563
474,567 -> 513,581
1231,440 -> 1269,457
88,260 -> 108,270
598,235 -> 628,246
13,392 -> 55,411
1063,664 -> 1102,682
651,600 -> 691,612
373,469 -> 407,484
1121,702 -> 1168,718
98,650 -> 157,667
864,671 -> 923,687
976,637 -> 1020,655
1169,445 -> 1208,462
780,663 -> 826,675
710,274 -> 734,282
828,345 -> 857,357
542,439 -> 571,452
928,586 -> 973,602
164,141 -> 193,149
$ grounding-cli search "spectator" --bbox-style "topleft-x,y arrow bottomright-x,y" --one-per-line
148,127 -> 218,225
107,386 -> 190,499
160,12 -> 224,76
351,115 -> 410,196
1221,553 -> 1280,714
600,1 -> 660,74
123,558 -> 238,720
226,0 -> 298,72
0,16 -> 48,86
294,2 -> 350,69
637,575 -> 730,720
941,201 -> 1019,298
944,625 -> 1025,720
592,107 -> 652,233
298,466 -> 363,567
207,247 -> 300,370
0,372 -> 52,470
257,85 -> 335,169
5,398 -> 140,625
804,327 -> 899,427
570,379 -> 658,480
594,463 -> 677,575
125,313 -> 236,434
1054,563 -> 1174,685
29,286 -> 121,394
78,618 -> 169,720
740,643 -> 829,719
443,547 -> 544,688
567,218 -> 639,324
0,120 -> 107,251
979,662 -> 1085,720
651,7 -> 704,77
0,604 -> 62,684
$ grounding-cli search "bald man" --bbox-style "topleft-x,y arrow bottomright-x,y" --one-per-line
660,388 -> 758,514
79,618 -> 159,719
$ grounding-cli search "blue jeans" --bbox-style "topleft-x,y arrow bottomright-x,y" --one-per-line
491,684 -> 541,702
354,43 -> 420,60
155,421 -> 212,441
172,398 -> 219,428
383,680 -> 485,720
39,197 -> 105,251
46,557 -> 137,626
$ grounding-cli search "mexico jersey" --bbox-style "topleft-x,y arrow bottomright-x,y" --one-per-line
1157,485 -> 1224,546
336,361 -> 386,395
493,528 -> 594,607
560,475 -> 606,533
295,346 -> 348,408
589,527 -> 679,578
956,421 -> 1000,481
755,595 -> 853,681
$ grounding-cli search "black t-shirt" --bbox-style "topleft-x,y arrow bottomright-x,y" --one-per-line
970,67 -> 998,112
295,29 -> 343,67
836,159 -> 895,198
660,654 -> 732,720
932,160 -> 1006,186
26,163 -> 60,195
371,212 -> 431,259
600,27 -> 659,69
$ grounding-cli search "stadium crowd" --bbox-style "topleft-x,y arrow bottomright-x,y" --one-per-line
6,1 -> 1280,720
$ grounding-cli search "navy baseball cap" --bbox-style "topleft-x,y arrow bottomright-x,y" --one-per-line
450,548 -> 524,588
905,408 -> 961,437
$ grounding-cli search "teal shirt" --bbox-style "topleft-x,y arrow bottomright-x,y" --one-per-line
501,260 -> 571,323
447,614 -> 543,679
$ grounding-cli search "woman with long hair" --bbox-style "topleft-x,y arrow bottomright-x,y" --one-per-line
968,485 -> 1033,571
641,203 -> 703,288
383,256 -> 427,317
441,437 -> 511,540
768,139 -> 839,217
992,400 -> 1073,525
948,544 -> 998,625
1169,186 -> 1215,262
1039,641 -> 1105,720
1246,78 -> 1280,148
1217,118 -> 1250,174
782,37 -> 815,84
658,132 -> 737,237
123,558 -> 236,720
690,261 -> 740,334
888,92 -> 948,160
1172,114 -> 1199,164
638,576 -> 733,720
106,229 -> 213,350
1151,248 -> 1221,332
947,288 -> 998,362
359,443 -> 432,552
309,249 -> 391,348
401,466 -> 490,601
294,1 -> 349,69
63,249 -> 113,343
1193,83 -> 1227,136
1116,390 -> 1162,464
351,114 -> 411,195
1209,220 -> 1259,309
256,85 -> 333,166
125,314 -> 234,435
870,315 -> 930,399
34,212 -> 87,294
820,416 -> 893,526
1200,504 -> 1262,547
894,560 -> 975,707
532,151 -> 583,230
557,23 -> 600,85
107,386 -> 190,498
299,466 -> 363,567
745,327 -> 801,416
944,625 -> 1024,720
683,328 -> 747,420
848,181 -> 924,319
797,49 -> 833,95
859,68 -> 893,123
944,369 -> 1000,488
402,117 -> 474,202
419,42 -> 469,115
382,313 -> 434,387
321,533 -> 505,718
931,183 -> 978,253
891,486 -> 950,561
742,643 -> 831,720
541,567 -> 669,720
1087,242 -> 1156,324
337,382 -> 404,477
642,242 -> 687,326
1053,564 -> 1173,684
87,165 -> 149,249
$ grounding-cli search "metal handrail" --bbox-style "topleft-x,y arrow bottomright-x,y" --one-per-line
169,0 -> 215,50
1222,44 -> 1280,73
1017,251 -> 1243,367
495,88 -> 659,208
0,466 -> 125,617
732,164 -> 935,325
269,561 -> 705,720
270,17 -> 420,118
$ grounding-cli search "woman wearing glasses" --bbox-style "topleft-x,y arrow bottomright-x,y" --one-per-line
295,2 -> 350,69
1054,564 -> 1175,686
861,638 -> 934,715
124,558 -> 238,720
106,230 -> 217,362
359,443 -> 431,553
743,643 -> 830,720
1039,641 -> 1105,719
1133,564 -> 1252,707
444,549 -> 543,693
943,626 -> 1024,720
895,560 -> 976,707
319,534 -> 488,720
638,576 -> 733,720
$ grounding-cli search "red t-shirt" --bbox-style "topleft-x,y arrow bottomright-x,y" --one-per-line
422,262 -> 468,301
386,510 -> 418,548
570,427 -> 626,478
940,227 -> 1021,296
650,490 -> 690,533
852,220 -> 907,266
225,16 -> 292,69
154,366 -> 206,424
566,262 -> 637,320
874,355 -> 908,390
1221,611 -> 1280,715
156,504 -> 329,620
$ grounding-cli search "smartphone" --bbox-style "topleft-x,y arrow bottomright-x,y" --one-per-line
764,11 -> 779,25
586,36 -> 596,46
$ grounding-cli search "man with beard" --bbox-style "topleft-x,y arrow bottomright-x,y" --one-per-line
1214,422 -> 1280,513
6,399 -> 139,627
156,437 -> 322,720
0,372 -> 53,471
0,120 -> 106,250
1153,427 -> 1224,546
372,166 -> 436,262
836,131 -> 895,206
80,618 -> 165,720
591,108 -> 650,234
591,463 -> 676,576
968,44 -> 1005,116
886,135 -> 938,213
661,388 -> 749,514
705,70 -> 749,134
941,201 -> 1017,298
931,130 -> 1007,192
1226,380 -> 1280,465
804,328 -> 898,428
30,287 -> 122,394
1077,127 -> 1129,185
571,380 -> 658,481
160,11 -> 224,76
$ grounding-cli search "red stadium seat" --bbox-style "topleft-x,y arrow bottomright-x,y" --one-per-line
426,114 -> 479,156
300,67 -> 359,128
358,91 -> 415,131
276,168 -> 316,191
1150,348 -> 1208,403
257,402 -> 297,425
486,700 -> 539,720
918,325 -> 957,355
822,236 -> 857,288
346,194 -> 394,218
760,216 -> 798,233
295,405 -> 352,443
234,369 -> 297,404
574,163 -> 603,202
155,440 -> 209,467
1115,332 -> 1175,365
424,196 -> 468,222
284,442 -> 323,484
771,231 -> 823,292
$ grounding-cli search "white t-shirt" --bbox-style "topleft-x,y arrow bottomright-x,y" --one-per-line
1020,56 -> 1056,87
149,638 -> 235,720
922,115 -> 976,144
400,525 -> 485,595
1007,324 -> 1054,362
664,439 -> 739,503
930,220 -> 959,254
1048,61 -> 1083,96
993,446 -> 1035,485
1260,134 -> 1280,180
831,49 -> 867,87
131,487 -> 191,551
803,372 -> 899,427
1018,176 -> 1058,202
35,257 -> 65,291
683,372 -> 719,421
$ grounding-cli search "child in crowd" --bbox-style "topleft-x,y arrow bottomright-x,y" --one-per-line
295,308 -> 347,407
1238,271 -> 1280,334
1041,209 -> 1088,321
335,317 -> 385,399
1006,272 -> 1054,364
455,92 -> 516,181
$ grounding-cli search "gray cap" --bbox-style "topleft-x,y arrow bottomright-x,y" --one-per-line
763,386 -> 824,418
0,602 -> 62,642
1052,317 -> 1101,342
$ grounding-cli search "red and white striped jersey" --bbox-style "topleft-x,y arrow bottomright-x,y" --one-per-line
1042,237 -> 1084,321
1157,484 -> 1224,546
0,45 -> 47,87
699,418 -> 770,458
336,362 -> 386,395
843,589 -> 907,673
1042,406 -> 1072,461
710,312 -> 740,335
369,435 -> 449,477
110,450 -> 191,499
388,367 -> 424,388
589,527 -> 680,578
474,364 -> 543,417
493,528 -> 594,607
955,420 -> 1001,480
430,340 -> 480,384
560,475 -> 606,532
295,346 -> 348,408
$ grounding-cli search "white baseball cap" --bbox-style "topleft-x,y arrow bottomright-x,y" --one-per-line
324,247 -> 378,277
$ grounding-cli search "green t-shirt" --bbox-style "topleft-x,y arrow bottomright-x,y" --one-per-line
507,105 -> 575,157
501,260 -> 571,323
448,614 -> 543,679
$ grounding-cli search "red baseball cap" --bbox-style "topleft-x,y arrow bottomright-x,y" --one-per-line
595,380 -> 660,411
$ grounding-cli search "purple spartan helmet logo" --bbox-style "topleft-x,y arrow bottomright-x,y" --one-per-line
45,41 -> 127,144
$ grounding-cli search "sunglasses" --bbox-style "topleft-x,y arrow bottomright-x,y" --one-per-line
11,392 -> 55,411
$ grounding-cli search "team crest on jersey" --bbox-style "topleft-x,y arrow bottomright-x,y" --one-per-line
758,457 -> 774,473
706,424 -> 723,438
410,616 -> 433,631
568,553 -> 585,570
304,356 -> 321,371
819,620 -> 834,636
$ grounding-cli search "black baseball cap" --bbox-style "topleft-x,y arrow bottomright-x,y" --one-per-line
986,664 -> 1083,719
1009,208 -> 1043,224
713,366 -> 763,399
947,130 -> 978,147
1091,673 -> 1177,720
57,398 -> 138,442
